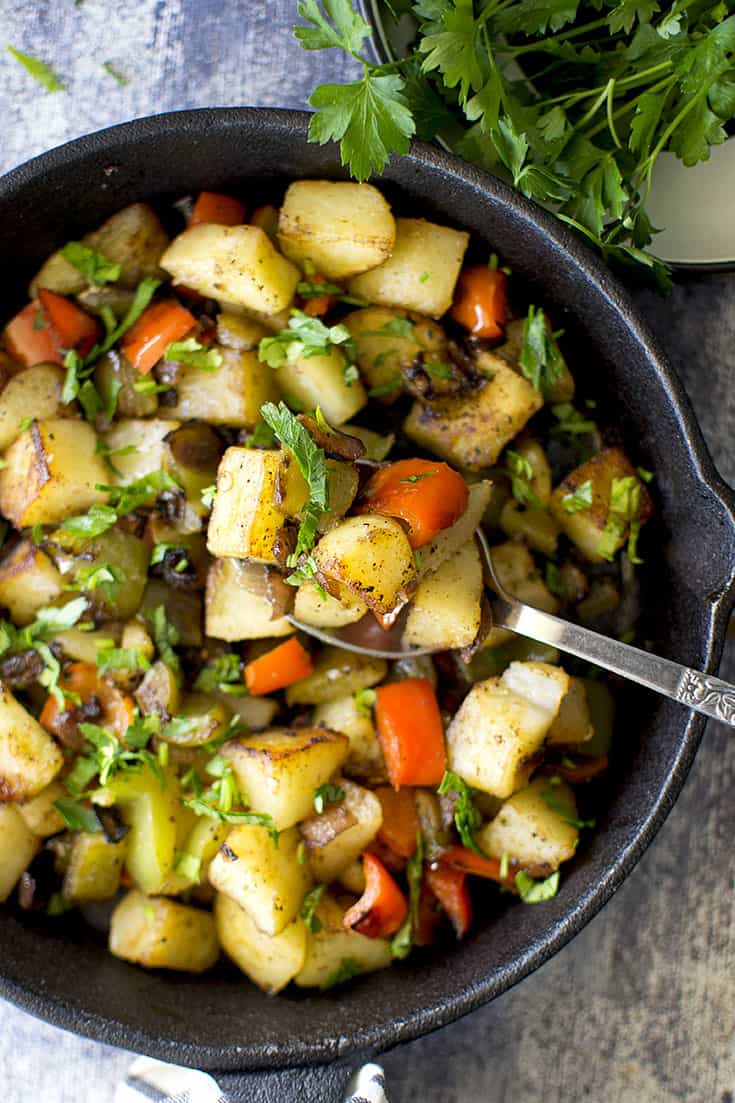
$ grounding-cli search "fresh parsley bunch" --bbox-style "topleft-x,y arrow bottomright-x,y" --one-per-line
296,0 -> 735,285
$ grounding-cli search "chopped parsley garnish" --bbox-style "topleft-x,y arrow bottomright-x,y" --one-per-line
258,310 -> 356,369
61,242 -> 121,286
64,717 -> 164,796
0,597 -> 87,707
354,687 -> 376,716
84,276 -> 160,364
53,797 -> 103,834
6,46 -> 63,91
515,870 -> 560,904
505,450 -> 544,510
400,471 -> 436,484
102,60 -> 128,87
313,782 -> 346,814
423,361 -> 453,380
194,654 -> 245,694
369,317 -> 414,340
150,542 -> 189,571
96,647 -> 151,676
561,479 -> 593,514
597,475 -> 644,563
438,771 -> 487,857
391,832 -> 424,959
551,403 -> 597,437
320,957 -> 365,990
297,278 -> 343,298
545,561 -> 565,597
542,787 -> 595,829
343,362 -> 360,386
60,471 -> 179,540
284,554 -> 328,599
300,884 -> 327,932
200,484 -> 217,510
164,337 -> 223,372
261,401 -> 329,565
66,563 -> 123,604
147,605 -> 181,679
519,306 -> 565,395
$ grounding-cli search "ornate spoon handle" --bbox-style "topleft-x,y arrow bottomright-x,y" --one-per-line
494,598 -> 735,727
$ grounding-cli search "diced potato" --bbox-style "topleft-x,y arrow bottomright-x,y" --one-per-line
0,419 -> 107,528
208,824 -> 310,936
120,620 -> 155,664
295,891 -> 392,988
277,181 -> 395,281
343,307 -> 448,403
446,662 -> 569,798
54,624 -> 122,664
0,803 -> 39,902
499,500 -> 560,557
275,346 -> 367,427
0,682 -> 63,801
30,203 -> 169,296
222,727 -> 349,830
404,541 -> 483,651
160,348 -> 278,429
0,539 -> 63,625
205,558 -> 294,641
489,540 -> 559,616
108,766 -> 181,894
304,780 -> 383,883
101,418 -> 180,483
215,892 -> 307,993
160,223 -> 300,317
348,218 -> 469,318
17,779 -> 67,836
293,582 -> 367,629
312,515 -> 415,616
216,312 -> 269,351
404,360 -> 543,471
218,691 -> 278,732
477,777 -> 579,876
417,481 -> 492,580
550,447 -> 652,563
109,889 -> 219,973
0,363 -> 69,452
312,695 -> 386,782
174,818 -> 229,890
339,860 -> 366,895
285,647 -> 387,707
546,677 -> 594,746
63,832 -> 128,902
206,447 -> 297,565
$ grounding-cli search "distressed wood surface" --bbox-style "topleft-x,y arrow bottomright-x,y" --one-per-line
0,3 -> 734,1101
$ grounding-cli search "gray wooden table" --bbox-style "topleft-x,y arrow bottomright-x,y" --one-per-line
1,3 -> 733,1101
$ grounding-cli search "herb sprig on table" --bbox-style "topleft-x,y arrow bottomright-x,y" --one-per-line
295,0 -> 735,285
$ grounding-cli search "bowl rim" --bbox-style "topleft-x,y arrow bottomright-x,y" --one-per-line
0,105 -> 733,1072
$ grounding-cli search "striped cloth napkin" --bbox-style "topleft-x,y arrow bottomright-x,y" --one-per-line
116,1056 -> 390,1103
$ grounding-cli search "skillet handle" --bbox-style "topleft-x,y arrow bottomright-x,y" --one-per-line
216,1061 -> 354,1103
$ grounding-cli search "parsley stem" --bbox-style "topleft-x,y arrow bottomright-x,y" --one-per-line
582,74 -> 676,141
533,61 -> 674,109
506,17 -> 609,54
637,82 -> 711,177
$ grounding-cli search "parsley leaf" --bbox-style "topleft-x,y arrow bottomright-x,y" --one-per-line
300,883 -> 327,933
561,479 -> 593,513
308,73 -> 415,181
258,310 -> 355,369
194,654 -> 245,694
61,242 -> 121,286
295,0 -> 371,53
321,957 -> 364,989
164,337 -> 223,372
96,647 -> 150,676
519,306 -> 566,395
354,687 -> 376,715
260,401 -> 329,562
53,798 -> 102,834
505,450 -> 544,510
6,46 -> 63,91
147,605 -> 181,678
515,869 -> 560,903
597,474 -> 644,561
391,832 -> 424,959
438,770 -> 487,856
313,782 -> 346,814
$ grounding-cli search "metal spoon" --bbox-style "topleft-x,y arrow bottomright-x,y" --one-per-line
287,529 -> 735,728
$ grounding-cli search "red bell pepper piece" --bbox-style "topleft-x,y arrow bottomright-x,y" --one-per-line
343,852 -> 408,939
357,459 -> 469,549
244,637 -> 313,697
374,678 -> 446,789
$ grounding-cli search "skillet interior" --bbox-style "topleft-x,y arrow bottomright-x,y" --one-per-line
0,107 -> 733,1073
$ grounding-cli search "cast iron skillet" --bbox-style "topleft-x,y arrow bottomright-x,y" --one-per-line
0,108 -> 733,1103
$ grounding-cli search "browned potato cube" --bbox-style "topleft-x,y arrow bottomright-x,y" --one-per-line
0,419 -> 107,527
0,539 -> 63,624
0,681 -> 64,800
222,727 -> 349,830
404,360 -> 543,471
109,890 -> 219,972
550,447 -> 652,563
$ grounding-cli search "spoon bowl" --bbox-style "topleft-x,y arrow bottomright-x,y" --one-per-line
289,528 -> 735,728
